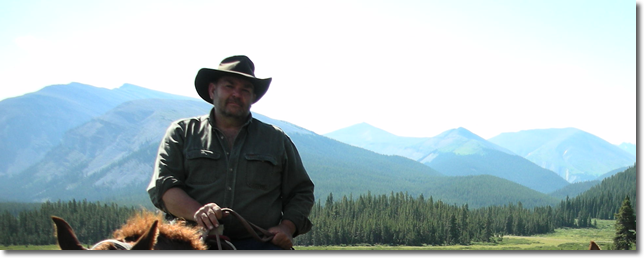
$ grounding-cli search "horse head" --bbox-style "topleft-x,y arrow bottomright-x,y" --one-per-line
52,210 -> 207,250
52,216 -> 159,250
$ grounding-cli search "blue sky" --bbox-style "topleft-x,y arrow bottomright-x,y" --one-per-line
0,0 -> 636,145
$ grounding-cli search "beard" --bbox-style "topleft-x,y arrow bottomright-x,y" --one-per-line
213,95 -> 251,119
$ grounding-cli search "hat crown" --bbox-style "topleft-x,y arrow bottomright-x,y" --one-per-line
195,55 -> 271,104
218,55 -> 256,77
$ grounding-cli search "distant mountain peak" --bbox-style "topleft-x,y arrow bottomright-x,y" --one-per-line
437,127 -> 485,142
351,122 -> 387,132
450,127 -> 478,137
327,122 -> 400,141
118,83 -> 146,89
420,127 -> 515,157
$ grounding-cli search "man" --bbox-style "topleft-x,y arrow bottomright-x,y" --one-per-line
147,55 -> 315,250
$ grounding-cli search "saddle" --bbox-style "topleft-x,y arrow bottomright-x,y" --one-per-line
201,208 -> 274,250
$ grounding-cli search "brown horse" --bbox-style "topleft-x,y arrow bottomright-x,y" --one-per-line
52,210 -> 207,250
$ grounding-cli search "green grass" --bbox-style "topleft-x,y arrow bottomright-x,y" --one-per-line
1,245 -> 60,250
296,220 -> 629,251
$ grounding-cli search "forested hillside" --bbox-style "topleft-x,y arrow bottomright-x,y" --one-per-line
428,150 -> 569,193
555,165 -> 637,222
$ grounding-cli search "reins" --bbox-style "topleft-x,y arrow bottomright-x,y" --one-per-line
206,208 -> 274,250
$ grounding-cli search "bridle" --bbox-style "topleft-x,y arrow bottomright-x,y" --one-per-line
90,239 -> 133,250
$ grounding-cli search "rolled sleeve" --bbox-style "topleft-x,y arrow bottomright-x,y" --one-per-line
147,122 -> 187,213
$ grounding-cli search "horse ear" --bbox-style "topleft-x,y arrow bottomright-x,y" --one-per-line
51,216 -> 87,250
589,240 -> 601,250
130,220 -> 159,250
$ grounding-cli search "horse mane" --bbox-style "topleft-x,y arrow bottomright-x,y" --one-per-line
107,210 -> 207,250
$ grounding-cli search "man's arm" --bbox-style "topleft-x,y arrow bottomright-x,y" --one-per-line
147,122 -> 186,211
162,187 -> 202,220
148,120 -> 224,230
163,187 -> 224,230
279,136 -> 315,237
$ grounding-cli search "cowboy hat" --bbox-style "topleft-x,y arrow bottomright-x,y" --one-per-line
195,55 -> 272,104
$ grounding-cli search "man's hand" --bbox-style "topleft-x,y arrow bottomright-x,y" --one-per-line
268,220 -> 296,250
193,203 -> 227,230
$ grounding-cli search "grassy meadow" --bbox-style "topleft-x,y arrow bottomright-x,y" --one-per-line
296,219 -> 626,251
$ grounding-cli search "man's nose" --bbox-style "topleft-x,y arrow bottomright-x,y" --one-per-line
231,88 -> 241,97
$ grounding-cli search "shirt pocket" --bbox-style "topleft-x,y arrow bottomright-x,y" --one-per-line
244,153 -> 282,191
185,149 -> 222,185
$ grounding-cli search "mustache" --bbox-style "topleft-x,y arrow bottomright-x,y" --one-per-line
225,97 -> 244,106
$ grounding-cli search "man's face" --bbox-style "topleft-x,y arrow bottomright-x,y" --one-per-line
209,75 -> 256,119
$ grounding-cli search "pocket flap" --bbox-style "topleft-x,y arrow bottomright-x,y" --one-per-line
187,149 -> 221,160
244,153 -> 278,166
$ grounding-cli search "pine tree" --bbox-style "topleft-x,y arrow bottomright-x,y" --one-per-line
613,196 -> 636,250
483,213 -> 493,242
447,214 -> 459,245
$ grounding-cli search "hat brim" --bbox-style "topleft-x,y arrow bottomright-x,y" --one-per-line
195,68 -> 272,104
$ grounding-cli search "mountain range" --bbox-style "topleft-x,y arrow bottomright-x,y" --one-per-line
489,129 -> 636,182
0,83 -> 635,210
325,123 -> 635,185
0,83 -> 192,177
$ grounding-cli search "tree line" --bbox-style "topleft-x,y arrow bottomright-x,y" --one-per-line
294,192 -> 565,246
0,193 -> 632,248
0,199 -> 138,246
0,165 -> 635,248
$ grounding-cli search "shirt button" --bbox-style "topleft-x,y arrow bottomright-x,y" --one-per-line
220,136 -> 224,140
227,187 -> 232,191
229,168 -> 233,172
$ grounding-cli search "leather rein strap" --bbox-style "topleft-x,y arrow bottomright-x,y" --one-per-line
220,208 -> 274,243
208,208 -> 274,250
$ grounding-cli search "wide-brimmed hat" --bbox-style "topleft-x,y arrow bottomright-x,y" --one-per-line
195,55 -> 272,104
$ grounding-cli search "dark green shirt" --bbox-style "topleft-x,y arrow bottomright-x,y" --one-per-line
147,108 -> 314,239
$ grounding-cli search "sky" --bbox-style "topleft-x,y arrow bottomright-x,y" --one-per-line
0,0 -> 636,145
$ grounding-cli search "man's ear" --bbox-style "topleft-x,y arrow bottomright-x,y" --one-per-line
208,83 -> 216,101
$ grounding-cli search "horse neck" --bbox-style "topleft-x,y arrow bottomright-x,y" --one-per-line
152,224 -> 208,250
153,235 -> 204,250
